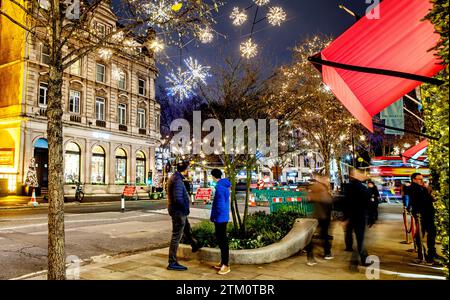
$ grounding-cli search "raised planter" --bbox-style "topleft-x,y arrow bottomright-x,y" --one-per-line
177,218 -> 318,264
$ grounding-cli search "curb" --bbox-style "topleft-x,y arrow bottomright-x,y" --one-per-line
0,199 -> 167,211
178,218 -> 318,264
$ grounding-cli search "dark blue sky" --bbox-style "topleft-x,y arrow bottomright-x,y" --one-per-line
154,0 -> 369,88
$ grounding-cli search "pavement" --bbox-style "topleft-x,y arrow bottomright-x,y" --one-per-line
17,204 -> 447,280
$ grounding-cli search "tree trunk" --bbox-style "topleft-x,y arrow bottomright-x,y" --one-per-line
242,160 -> 252,235
47,61 -> 66,278
228,166 -> 239,234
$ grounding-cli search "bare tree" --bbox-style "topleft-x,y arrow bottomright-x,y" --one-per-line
269,36 -> 367,179
0,0 -> 220,279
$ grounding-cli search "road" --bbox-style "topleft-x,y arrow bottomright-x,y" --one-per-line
0,200 -> 191,279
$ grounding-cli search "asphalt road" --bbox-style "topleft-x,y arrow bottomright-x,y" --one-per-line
0,200 -> 200,279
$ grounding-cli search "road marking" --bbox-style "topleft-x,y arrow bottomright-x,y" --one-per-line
0,212 -> 159,232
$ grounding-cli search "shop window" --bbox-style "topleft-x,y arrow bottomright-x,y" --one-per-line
91,145 -> 105,184
64,142 -> 81,183
136,151 -> 146,185
115,148 -> 127,184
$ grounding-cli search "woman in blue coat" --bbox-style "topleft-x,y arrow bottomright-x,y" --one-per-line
210,169 -> 231,275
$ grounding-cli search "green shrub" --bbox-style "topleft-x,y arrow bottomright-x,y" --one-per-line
190,208 -> 304,250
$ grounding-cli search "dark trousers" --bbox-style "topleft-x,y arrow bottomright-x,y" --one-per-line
214,222 -> 229,266
306,218 -> 332,259
414,214 -> 437,259
168,214 -> 196,264
344,220 -> 368,266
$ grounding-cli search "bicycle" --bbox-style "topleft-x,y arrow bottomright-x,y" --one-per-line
75,182 -> 85,202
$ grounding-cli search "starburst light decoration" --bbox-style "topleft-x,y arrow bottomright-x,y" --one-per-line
98,48 -> 113,60
230,7 -> 248,26
253,0 -> 270,6
144,0 -> 172,24
166,57 -> 211,100
185,57 -> 211,85
166,68 -> 194,100
112,67 -> 125,81
149,37 -> 165,52
240,39 -> 258,59
267,6 -> 286,26
198,27 -> 214,43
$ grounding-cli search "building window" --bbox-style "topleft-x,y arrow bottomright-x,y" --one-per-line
115,148 -> 127,184
96,63 -> 106,82
91,145 -> 105,184
154,112 -> 160,131
138,78 -> 146,96
138,108 -> 146,129
136,151 -> 146,185
64,142 -> 81,183
69,58 -> 81,75
95,97 -> 105,121
69,90 -> 81,114
117,103 -> 127,125
41,45 -> 50,65
118,73 -> 126,90
38,83 -> 48,107
97,23 -> 106,37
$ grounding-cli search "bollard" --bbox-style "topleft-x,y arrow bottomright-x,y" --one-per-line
121,194 -> 125,213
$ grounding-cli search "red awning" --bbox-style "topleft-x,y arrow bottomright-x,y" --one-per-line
402,140 -> 429,164
312,0 -> 445,131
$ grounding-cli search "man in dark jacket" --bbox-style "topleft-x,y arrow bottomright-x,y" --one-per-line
342,169 -> 375,269
210,169 -> 232,275
407,173 -> 438,263
167,162 -> 201,271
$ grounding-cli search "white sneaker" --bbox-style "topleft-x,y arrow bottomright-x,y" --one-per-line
217,265 -> 231,275
324,255 -> 335,260
307,259 -> 317,266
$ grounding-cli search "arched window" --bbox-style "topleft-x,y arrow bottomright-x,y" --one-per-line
115,148 -> 127,184
136,151 -> 146,185
64,142 -> 81,183
91,145 -> 105,184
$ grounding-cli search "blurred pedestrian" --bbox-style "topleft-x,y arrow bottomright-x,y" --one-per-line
401,181 -> 411,208
342,169 -> 375,270
407,173 -> 439,263
367,181 -> 380,222
306,173 -> 334,266
210,169 -> 231,275
167,162 -> 201,271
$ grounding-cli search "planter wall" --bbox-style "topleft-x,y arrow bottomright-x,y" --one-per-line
178,218 -> 318,264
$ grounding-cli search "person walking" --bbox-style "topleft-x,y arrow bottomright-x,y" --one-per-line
407,173 -> 439,263
305,173 -> 334,266
342,169 -> 375,270
367,181 -> 380,222
210,169 -> 231,275
167,162 -> 201,271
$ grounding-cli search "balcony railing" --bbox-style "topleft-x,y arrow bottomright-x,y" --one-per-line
39,108 -> 47,117
139,128 -> 146,135
119,124 -> 128,132
70,115 -> 81,123
96,120 -> 106,127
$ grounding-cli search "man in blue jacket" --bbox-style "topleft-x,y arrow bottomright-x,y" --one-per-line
167,162 -> 201,271
210,169 -> 232,275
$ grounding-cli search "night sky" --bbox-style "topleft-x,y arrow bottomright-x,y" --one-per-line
156,0 -> 369,89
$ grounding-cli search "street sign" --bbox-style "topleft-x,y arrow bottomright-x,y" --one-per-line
195,188 -> 212,201
123,185 -> 136,197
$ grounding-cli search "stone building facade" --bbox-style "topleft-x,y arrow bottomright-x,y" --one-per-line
0,1 -> 160,196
